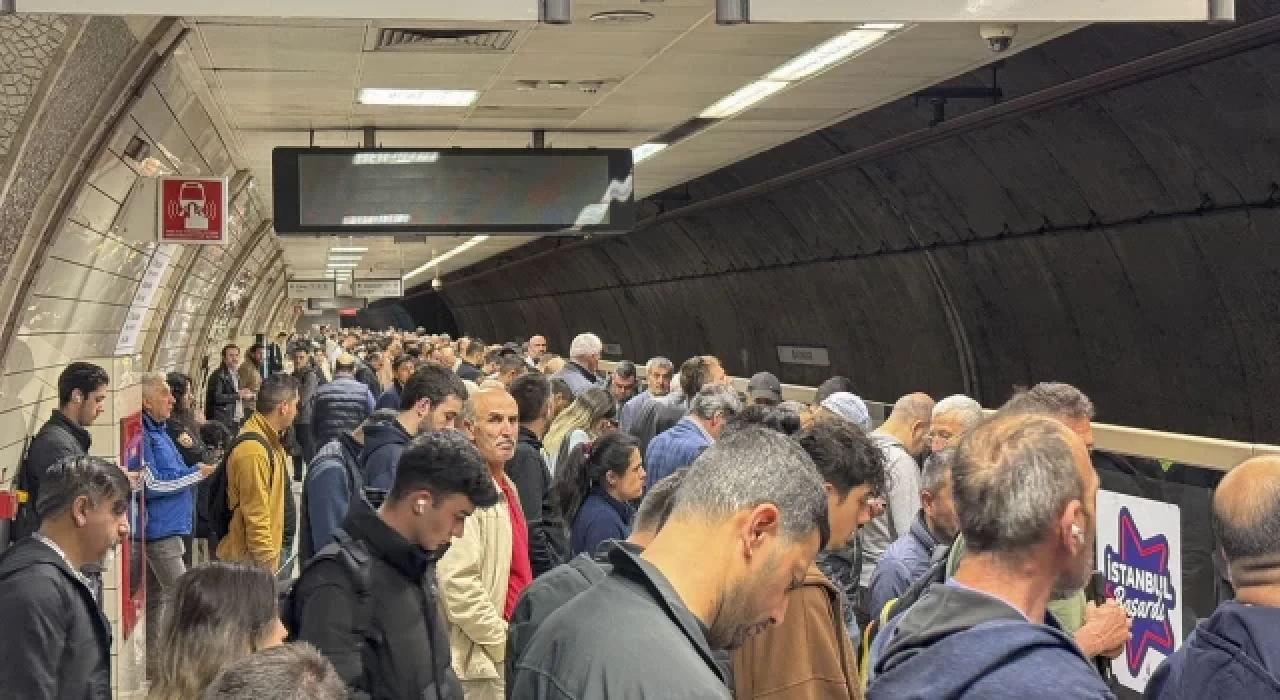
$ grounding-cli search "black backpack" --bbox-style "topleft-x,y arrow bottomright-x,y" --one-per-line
203,432 -> 275,543
281,529 -> 374,646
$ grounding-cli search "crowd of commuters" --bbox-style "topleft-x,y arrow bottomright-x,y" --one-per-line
0,326 -> 1276,700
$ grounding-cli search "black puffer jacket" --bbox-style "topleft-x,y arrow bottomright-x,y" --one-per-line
505,427 -> 568,577
13,410 -> 91,541
204,366 -> 240,427
311,376 -> 373,449
0,536 -> 113,700
293,498 -> 462,700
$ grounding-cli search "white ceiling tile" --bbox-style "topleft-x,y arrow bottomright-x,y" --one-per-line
501,53 -> 651,81
476,87 -> 602,108
357,72 -> 494,91
669,27 -> 848,56
519,28 -> 683,55
640,51 -> 794,77
360,51 -> 514,77
197,25 -> 367,53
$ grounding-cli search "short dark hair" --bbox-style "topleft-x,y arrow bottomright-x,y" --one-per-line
202,642 -> 345,700
57,362 -> 109,405
390,430 -> 500,507
678,356 -> 720,399
400,364 -> 467,412
499,354 -> 526,377
634,468 -> 689,534
248,343 -> 264,355
510,374 -> 550,424
200,421 -> 233,452
726,405 -> 802,436
36,456 -> 130,520
221,344 -> 239,359
549,378 -> 573,403
256,374 -> 299,414
392,355 -> 417,372
794,417 -> 887,498
613,361 -> 637,380
816,376 -> 857,404
467,339 -> 486,358
484,348 -> 503,365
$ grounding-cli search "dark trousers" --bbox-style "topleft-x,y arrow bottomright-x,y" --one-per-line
294,423 -> 316,481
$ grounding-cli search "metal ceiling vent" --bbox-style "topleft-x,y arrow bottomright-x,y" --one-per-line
374,28 -> 517,52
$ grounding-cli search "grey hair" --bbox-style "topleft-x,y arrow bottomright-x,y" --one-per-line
953,414 -> 1084,555
568,333 -> 602,360
921,447 -> 957,495
671,425 -> 830,549
645,356 -> 674,375
202,642 -> 345,700
36,455 -> 131,519
1000,382 -> 1095,421
933,395 -> 985,432
140,371 -> 169,395
689,383 -> 744,421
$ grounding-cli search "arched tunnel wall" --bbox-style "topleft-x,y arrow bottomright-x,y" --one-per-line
442,9 -> 1280,443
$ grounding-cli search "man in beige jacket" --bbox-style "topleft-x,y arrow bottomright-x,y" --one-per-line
439,389 -> 530,700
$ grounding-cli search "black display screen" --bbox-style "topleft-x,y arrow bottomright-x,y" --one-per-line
272,147 -> 635,234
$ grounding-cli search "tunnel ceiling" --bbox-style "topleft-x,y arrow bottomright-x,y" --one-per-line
440,3 -> 1280,443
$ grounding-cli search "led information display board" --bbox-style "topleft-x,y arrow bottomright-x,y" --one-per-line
273,148 -> 635,234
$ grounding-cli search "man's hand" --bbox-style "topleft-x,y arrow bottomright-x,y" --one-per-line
1075,600 -> 1132,659
198,463 -> 217,479
176,432 -> 195,449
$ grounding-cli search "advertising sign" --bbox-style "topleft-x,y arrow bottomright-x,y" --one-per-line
116,244 -> 176,356
749,0 -> 1232,22
120,411 -> 146,640
158,177 -> 228,245
1096,490 -> 1182,693
352,278 -> 403,299
287,280 -> 337,299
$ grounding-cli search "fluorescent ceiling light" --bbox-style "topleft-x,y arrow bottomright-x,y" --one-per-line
403,235 -> 491,282
327,255 -> 364,262
632,143 -> 668,163
353,152 -> 440,165
766,29 -> 889,82
358,88 -> 478,107
699,80 -> 788,119
329,247 -> 368,253
327,263 -> 358,268
341,214 -> 411,225
860,22 -> 906,30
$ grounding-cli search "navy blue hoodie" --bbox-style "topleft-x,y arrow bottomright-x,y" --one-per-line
360,419 -> 412,491
1145,601 -> 1280,699
869,582 -> 1115,700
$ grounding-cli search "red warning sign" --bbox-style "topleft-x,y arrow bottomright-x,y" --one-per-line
159,177 -> 228,244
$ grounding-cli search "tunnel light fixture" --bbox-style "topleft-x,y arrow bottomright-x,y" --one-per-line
352,151 -> 440,165
327,256 -> 363,263
403,235 -> 491,283
341,214 -> 411,225
699,80 -> 788,119
765,29 -> 890,82
357,88 -> 479,107
632,143 -> 668,164
329,246 -> 369,253
860,22 -> 906,30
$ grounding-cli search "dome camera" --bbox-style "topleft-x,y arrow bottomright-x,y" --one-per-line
980,24 -> 1017,53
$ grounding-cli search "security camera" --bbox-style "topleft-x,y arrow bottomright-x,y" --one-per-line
431,278 -> 443,291
980,24 -> 1017,53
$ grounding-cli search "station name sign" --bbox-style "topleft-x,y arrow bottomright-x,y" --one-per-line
287,280 -> 336,299
353,279 -> 403,299
777,345 -> 830,367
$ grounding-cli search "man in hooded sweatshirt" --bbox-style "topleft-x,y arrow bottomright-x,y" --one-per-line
361,364 -> 468,492
1145,455 -> 1280,699
868,413 -> 1116,700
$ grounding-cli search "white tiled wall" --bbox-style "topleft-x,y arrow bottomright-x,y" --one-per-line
0,55 -> 287,697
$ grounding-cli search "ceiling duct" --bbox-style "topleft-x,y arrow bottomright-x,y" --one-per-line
373,28 -> 517,52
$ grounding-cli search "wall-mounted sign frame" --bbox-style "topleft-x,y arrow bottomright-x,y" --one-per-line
287,280 -> 337,299
353,278 -> 403,299
158,177 -> 229,245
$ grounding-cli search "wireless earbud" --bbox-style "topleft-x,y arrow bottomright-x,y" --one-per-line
414,499 -> 427,515
1071,524 -> 1084,543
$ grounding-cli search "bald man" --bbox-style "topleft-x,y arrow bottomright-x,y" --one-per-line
1147,456 -> 1280,699
438,389 -> 529,700
859,393 -> 935,607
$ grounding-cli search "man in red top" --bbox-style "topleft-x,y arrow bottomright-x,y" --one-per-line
438,388 -> 530,700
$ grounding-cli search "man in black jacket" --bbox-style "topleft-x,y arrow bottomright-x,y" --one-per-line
12,362 -> 110,541
362,364 -> 468,492
206,344 -> 253,428
509,427 -> 830,699
0,455 -> 131,700
291,431 -> 501,700
456,338 -> 486,381
311,354 -> 375,449
506,468 -> 688,681
503,374 -> 565,577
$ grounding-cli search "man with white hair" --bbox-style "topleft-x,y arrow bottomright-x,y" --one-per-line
644,384 -> 744,491
550,332 -> 603,397
618,356 -> 674,434
928,394 -> 986,453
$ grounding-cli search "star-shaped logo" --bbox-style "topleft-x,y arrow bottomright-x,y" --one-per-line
1103,507 -> 1178,676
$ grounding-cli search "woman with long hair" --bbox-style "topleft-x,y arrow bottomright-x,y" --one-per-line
165,372 -> 205,466
541,387 -> 617,474
552,431 -> 646,556
148,562 -> 288,700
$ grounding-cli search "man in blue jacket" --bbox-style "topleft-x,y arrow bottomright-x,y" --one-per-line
138,373 -> 214,655
300,409 -> 394,563
362,364 -> 469,491
1146,456 -> 1280,699
644,383 -> 742,491
869,414 -> 1116,700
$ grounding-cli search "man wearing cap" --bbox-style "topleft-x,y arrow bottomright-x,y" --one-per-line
819,392 -> 872,432
746,372 -> 783,406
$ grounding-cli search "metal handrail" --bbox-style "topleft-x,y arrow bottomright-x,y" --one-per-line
600,361 -> 1276,472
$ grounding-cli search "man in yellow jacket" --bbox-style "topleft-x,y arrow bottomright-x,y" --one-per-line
216,373 -> 299,573
732,417 -> 887,700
